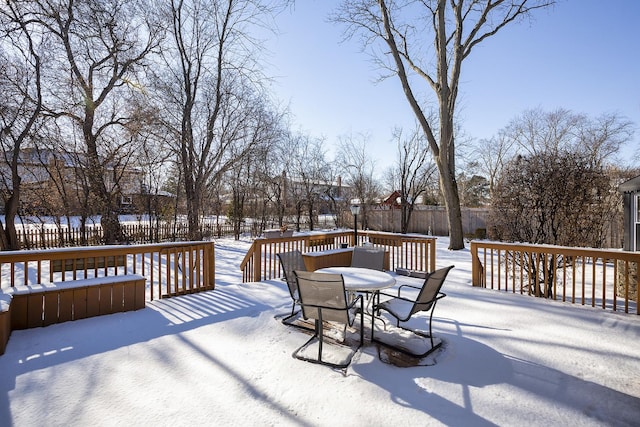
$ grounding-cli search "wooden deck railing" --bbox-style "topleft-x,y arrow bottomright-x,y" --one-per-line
240,230 -> 436,283
470,240 -> 639,314
0,241 -> 215,301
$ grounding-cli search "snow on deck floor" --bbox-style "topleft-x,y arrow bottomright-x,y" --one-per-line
1,237 -> 639,426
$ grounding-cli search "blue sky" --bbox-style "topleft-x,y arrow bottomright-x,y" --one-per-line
263,0 -> 640,173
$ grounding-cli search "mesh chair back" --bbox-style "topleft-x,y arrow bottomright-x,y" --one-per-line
351,247 -> 385,271
294,271 -> 350,324
277,250 -> 306,300
412,265 -> 455,316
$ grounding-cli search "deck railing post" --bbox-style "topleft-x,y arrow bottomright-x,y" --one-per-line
207,242 -> 215,289
470,241 -> 483,287
429,239 -> 436,272
252,239 -> 262,282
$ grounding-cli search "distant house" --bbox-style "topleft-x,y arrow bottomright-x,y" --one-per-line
281,172 -> 350,215
0,147 -> 144,215
377,190 -> 427,210
132,186 -> 176,216
378,190 -> 402,210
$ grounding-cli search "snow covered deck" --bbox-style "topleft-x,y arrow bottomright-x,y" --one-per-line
1,237 -> 638,425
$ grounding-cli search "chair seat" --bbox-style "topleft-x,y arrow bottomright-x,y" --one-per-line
377,299 -> 413,321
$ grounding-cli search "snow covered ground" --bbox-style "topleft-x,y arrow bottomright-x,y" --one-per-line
1,237 -> 639,426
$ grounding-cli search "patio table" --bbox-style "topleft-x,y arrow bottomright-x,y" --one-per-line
315,267 -> 396,293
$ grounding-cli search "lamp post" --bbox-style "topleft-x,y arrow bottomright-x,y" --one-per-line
350,204 -> 361,246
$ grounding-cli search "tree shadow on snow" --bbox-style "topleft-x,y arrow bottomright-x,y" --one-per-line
352,327 -> 640,426
0,287 -> 276,425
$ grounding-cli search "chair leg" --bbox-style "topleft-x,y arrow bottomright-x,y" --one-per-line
371,304 -> 377,340
280,302 -> 298,323
359,299 -> 364,346
370,310 -> 387,342
280,302 -> 314,331
316,319 -> 323,361
293,311 -> 361,370
427,308 -> 435,350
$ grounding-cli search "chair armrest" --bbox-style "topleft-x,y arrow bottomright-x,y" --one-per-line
376,291 -> 446,305
384,282 -> 422,299
376,291 -> 416,304
396,283 -> 421,297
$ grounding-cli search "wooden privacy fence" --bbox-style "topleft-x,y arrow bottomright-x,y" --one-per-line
240,230 -> 436,283
470,240 -> 639,314
367,207 -> 624,248
367,207 -> 489,236
0,241 -> 215,301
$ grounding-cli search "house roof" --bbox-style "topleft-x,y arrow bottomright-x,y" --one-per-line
619,175 -> 640,193
381,190 -> 401,205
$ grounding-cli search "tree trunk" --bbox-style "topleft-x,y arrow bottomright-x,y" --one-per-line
87,170 -> 124,244
360,205 -> 369,231
442,180 -> 464,248
0,191 -> 21,251
186,196 -> 203,241
307,202 -> 315,231
231,190 -> 244,241
295,202 -> 302,232
400,202 -> 409,234
437,156 -> 464,249
102,211 -> 125,244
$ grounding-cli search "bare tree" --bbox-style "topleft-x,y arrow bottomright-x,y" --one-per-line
285,133 -> 331,231
155,0 -> 285,240
16,140 -> 96,245
226,155 -> 254,239
21,0 -> 162,243
133,122 -> 173,242
456,172 -> 490,207
263,157 -> 288,229
336,132 -> 380,230
387,126 -> 437,234
490,108 -> 634,249
470,131 -> 516,198
0,1 -> 44,250
503,108 -> 634,162
224,100 -> 284,239
334,0 -> 554,249
252,116 -> 291,232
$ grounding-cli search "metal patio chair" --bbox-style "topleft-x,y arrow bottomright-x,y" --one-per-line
351,246 -> 385,271
276,250 -> 307,326
372,265 -> 454,357
292,271 -> 364,369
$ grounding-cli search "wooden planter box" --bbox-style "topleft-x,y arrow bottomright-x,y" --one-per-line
303,248 -> 353,271
6,275 -> 146,335
0,294 -> 11,355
